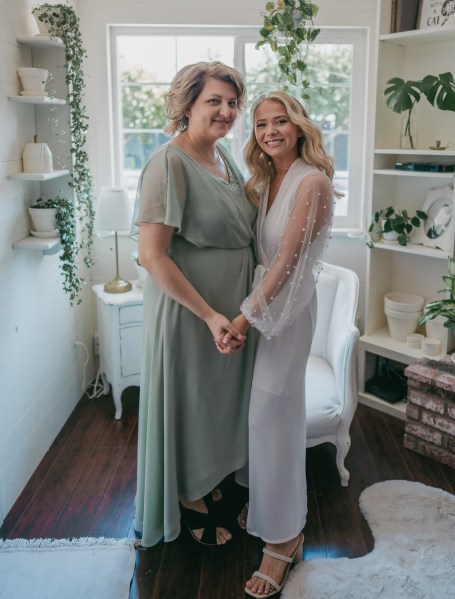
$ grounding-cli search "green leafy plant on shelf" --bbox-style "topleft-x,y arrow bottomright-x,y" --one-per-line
31,195 -> 84,305
367,206 -> 427,247
256,0 -> 320,99
419,257 -> 455,330
384,72 -> 455,149
32,3 -> 95,274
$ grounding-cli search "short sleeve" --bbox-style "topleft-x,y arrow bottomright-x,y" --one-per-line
130,145 -> 187,240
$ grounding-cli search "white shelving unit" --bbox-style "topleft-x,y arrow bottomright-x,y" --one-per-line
358,0 -> 455,419
10,36 -> 71,254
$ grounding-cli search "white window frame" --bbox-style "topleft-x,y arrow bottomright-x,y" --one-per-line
109,25 -> 368,230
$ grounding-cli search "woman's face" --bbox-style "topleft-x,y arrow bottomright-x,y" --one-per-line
254,99 -> 301,166
186,77 -> 238,141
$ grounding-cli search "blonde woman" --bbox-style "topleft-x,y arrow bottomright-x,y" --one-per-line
221,91 -> 336,596
131,62 -> 256,548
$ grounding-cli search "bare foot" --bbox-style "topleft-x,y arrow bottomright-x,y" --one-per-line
180,498 -> 232,545
245,534 -> 303,595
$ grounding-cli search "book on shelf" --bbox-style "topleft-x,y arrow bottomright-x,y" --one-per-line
391,0 -> 420,33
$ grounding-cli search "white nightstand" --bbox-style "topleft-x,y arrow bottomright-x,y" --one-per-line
92,282 -> 144,419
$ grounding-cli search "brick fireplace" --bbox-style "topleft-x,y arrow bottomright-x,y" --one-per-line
403,355 -> 455,469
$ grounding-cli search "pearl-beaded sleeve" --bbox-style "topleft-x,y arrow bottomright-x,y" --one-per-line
240,171 -> 333,339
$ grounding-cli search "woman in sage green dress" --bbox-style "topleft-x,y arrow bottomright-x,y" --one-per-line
130,62 -> 256,548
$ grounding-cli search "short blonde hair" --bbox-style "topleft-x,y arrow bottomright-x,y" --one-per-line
164,61 -> 245,135
244,91 -> 336,205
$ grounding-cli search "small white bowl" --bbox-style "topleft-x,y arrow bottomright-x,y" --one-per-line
384,292 -> 425,313
406,333 -> 424,349
422,337 -> 441,356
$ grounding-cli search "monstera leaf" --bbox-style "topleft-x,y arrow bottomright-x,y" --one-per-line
421,72 -> 455,111
384,78 -> 423,114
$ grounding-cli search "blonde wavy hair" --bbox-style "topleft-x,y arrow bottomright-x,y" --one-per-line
244,91 -> 338,205
164,61 -> 245,136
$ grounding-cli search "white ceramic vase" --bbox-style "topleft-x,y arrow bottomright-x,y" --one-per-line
23,143 -> 53,173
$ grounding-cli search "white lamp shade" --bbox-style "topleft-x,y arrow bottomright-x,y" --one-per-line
96,187 -> 132,232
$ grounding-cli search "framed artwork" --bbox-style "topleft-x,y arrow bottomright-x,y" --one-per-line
418,0 -> 455,29
415,186 -> 454,252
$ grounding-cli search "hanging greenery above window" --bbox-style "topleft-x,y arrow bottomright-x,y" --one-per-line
256,0 -> 320,99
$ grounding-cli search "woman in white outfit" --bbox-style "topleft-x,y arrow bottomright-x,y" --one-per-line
220,91 -> 336,596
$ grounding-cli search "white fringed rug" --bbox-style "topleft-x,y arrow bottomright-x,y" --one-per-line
283,480 -> 455,599
0,537 -> 136,599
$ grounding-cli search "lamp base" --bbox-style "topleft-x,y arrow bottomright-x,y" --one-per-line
104,276 -> 132,294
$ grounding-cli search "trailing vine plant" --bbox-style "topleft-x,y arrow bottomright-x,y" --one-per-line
256,0 -> 320,99
31,194 -> 84,305
32,3 -> 95,278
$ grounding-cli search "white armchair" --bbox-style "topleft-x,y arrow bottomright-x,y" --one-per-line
306,263 -> 360,487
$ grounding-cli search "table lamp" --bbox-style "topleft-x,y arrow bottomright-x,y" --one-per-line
96,187 -> 132,293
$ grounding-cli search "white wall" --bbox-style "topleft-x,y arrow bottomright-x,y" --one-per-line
0,0 -> 95,525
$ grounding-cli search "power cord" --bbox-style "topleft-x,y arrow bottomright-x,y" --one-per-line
85,368 -> 106,399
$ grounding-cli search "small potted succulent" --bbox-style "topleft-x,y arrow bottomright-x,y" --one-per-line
367,206 -> 427,247
30,195 -> 84,305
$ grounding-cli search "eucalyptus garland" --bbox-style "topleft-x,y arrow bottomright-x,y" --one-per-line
31,195 -> 84,305
32,3 -> 95,277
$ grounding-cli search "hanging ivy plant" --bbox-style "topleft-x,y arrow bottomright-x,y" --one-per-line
31,194 -> 84,305
32,3 -> 95,278
256,0 -> 320,99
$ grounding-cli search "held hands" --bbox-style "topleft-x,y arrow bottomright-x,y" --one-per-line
205,312 -> 248,355
218,314 -> 250,355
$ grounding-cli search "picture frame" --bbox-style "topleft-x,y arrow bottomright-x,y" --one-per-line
414,186 -> 454,252
418,0 -> 455,29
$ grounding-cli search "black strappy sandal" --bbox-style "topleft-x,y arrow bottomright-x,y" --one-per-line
179,502 -> 225,546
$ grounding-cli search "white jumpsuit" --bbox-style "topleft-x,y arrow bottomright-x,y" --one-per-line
241,159 -> 334,543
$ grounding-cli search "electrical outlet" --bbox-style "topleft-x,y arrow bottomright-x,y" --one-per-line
93,334 -> 99,356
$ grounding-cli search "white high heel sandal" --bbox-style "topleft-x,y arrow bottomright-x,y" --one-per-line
245,533 -> 304,598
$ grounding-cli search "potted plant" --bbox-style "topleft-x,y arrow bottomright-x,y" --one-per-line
30,195 -> 84,306
384,72 -> 455,149
256,0 -> 320,99
419,258 -> 455,331
367,206 -> 427,247
32,3 -> 95,272
131,251 -> 147,287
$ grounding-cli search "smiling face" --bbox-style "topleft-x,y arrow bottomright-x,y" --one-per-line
254,99 -> 301,168
186,77 -> 239,142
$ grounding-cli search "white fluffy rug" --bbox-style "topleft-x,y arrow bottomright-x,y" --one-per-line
0,537 -> 135,599
283,480 -> 455,599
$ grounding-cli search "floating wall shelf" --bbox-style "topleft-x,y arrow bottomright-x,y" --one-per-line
8,169 -> 70,181
13,236 -> 61,254
17,36 -> 64,48
8,95 -> 66,105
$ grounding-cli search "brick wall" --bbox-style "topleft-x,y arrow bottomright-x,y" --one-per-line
404,355 -> 455,469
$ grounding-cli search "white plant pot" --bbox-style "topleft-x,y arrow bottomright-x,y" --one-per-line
381,219 -> 399,243
23,143 -> 53,173
425,315 -> 446,346
384,306 -> 421,341
33,8 -> 64,37
18,68 -> 48,93
28,207 -> 57,233
134,262 -> 148,287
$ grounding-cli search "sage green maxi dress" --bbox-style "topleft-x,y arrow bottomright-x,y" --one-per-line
131,143 -> 256,547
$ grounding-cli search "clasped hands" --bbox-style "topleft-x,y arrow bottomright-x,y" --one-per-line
207,312 -> 250,355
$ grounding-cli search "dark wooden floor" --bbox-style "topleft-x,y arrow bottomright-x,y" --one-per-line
1,388 -> 455,599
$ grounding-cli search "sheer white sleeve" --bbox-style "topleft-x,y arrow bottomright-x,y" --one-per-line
241,171 -> 333,339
